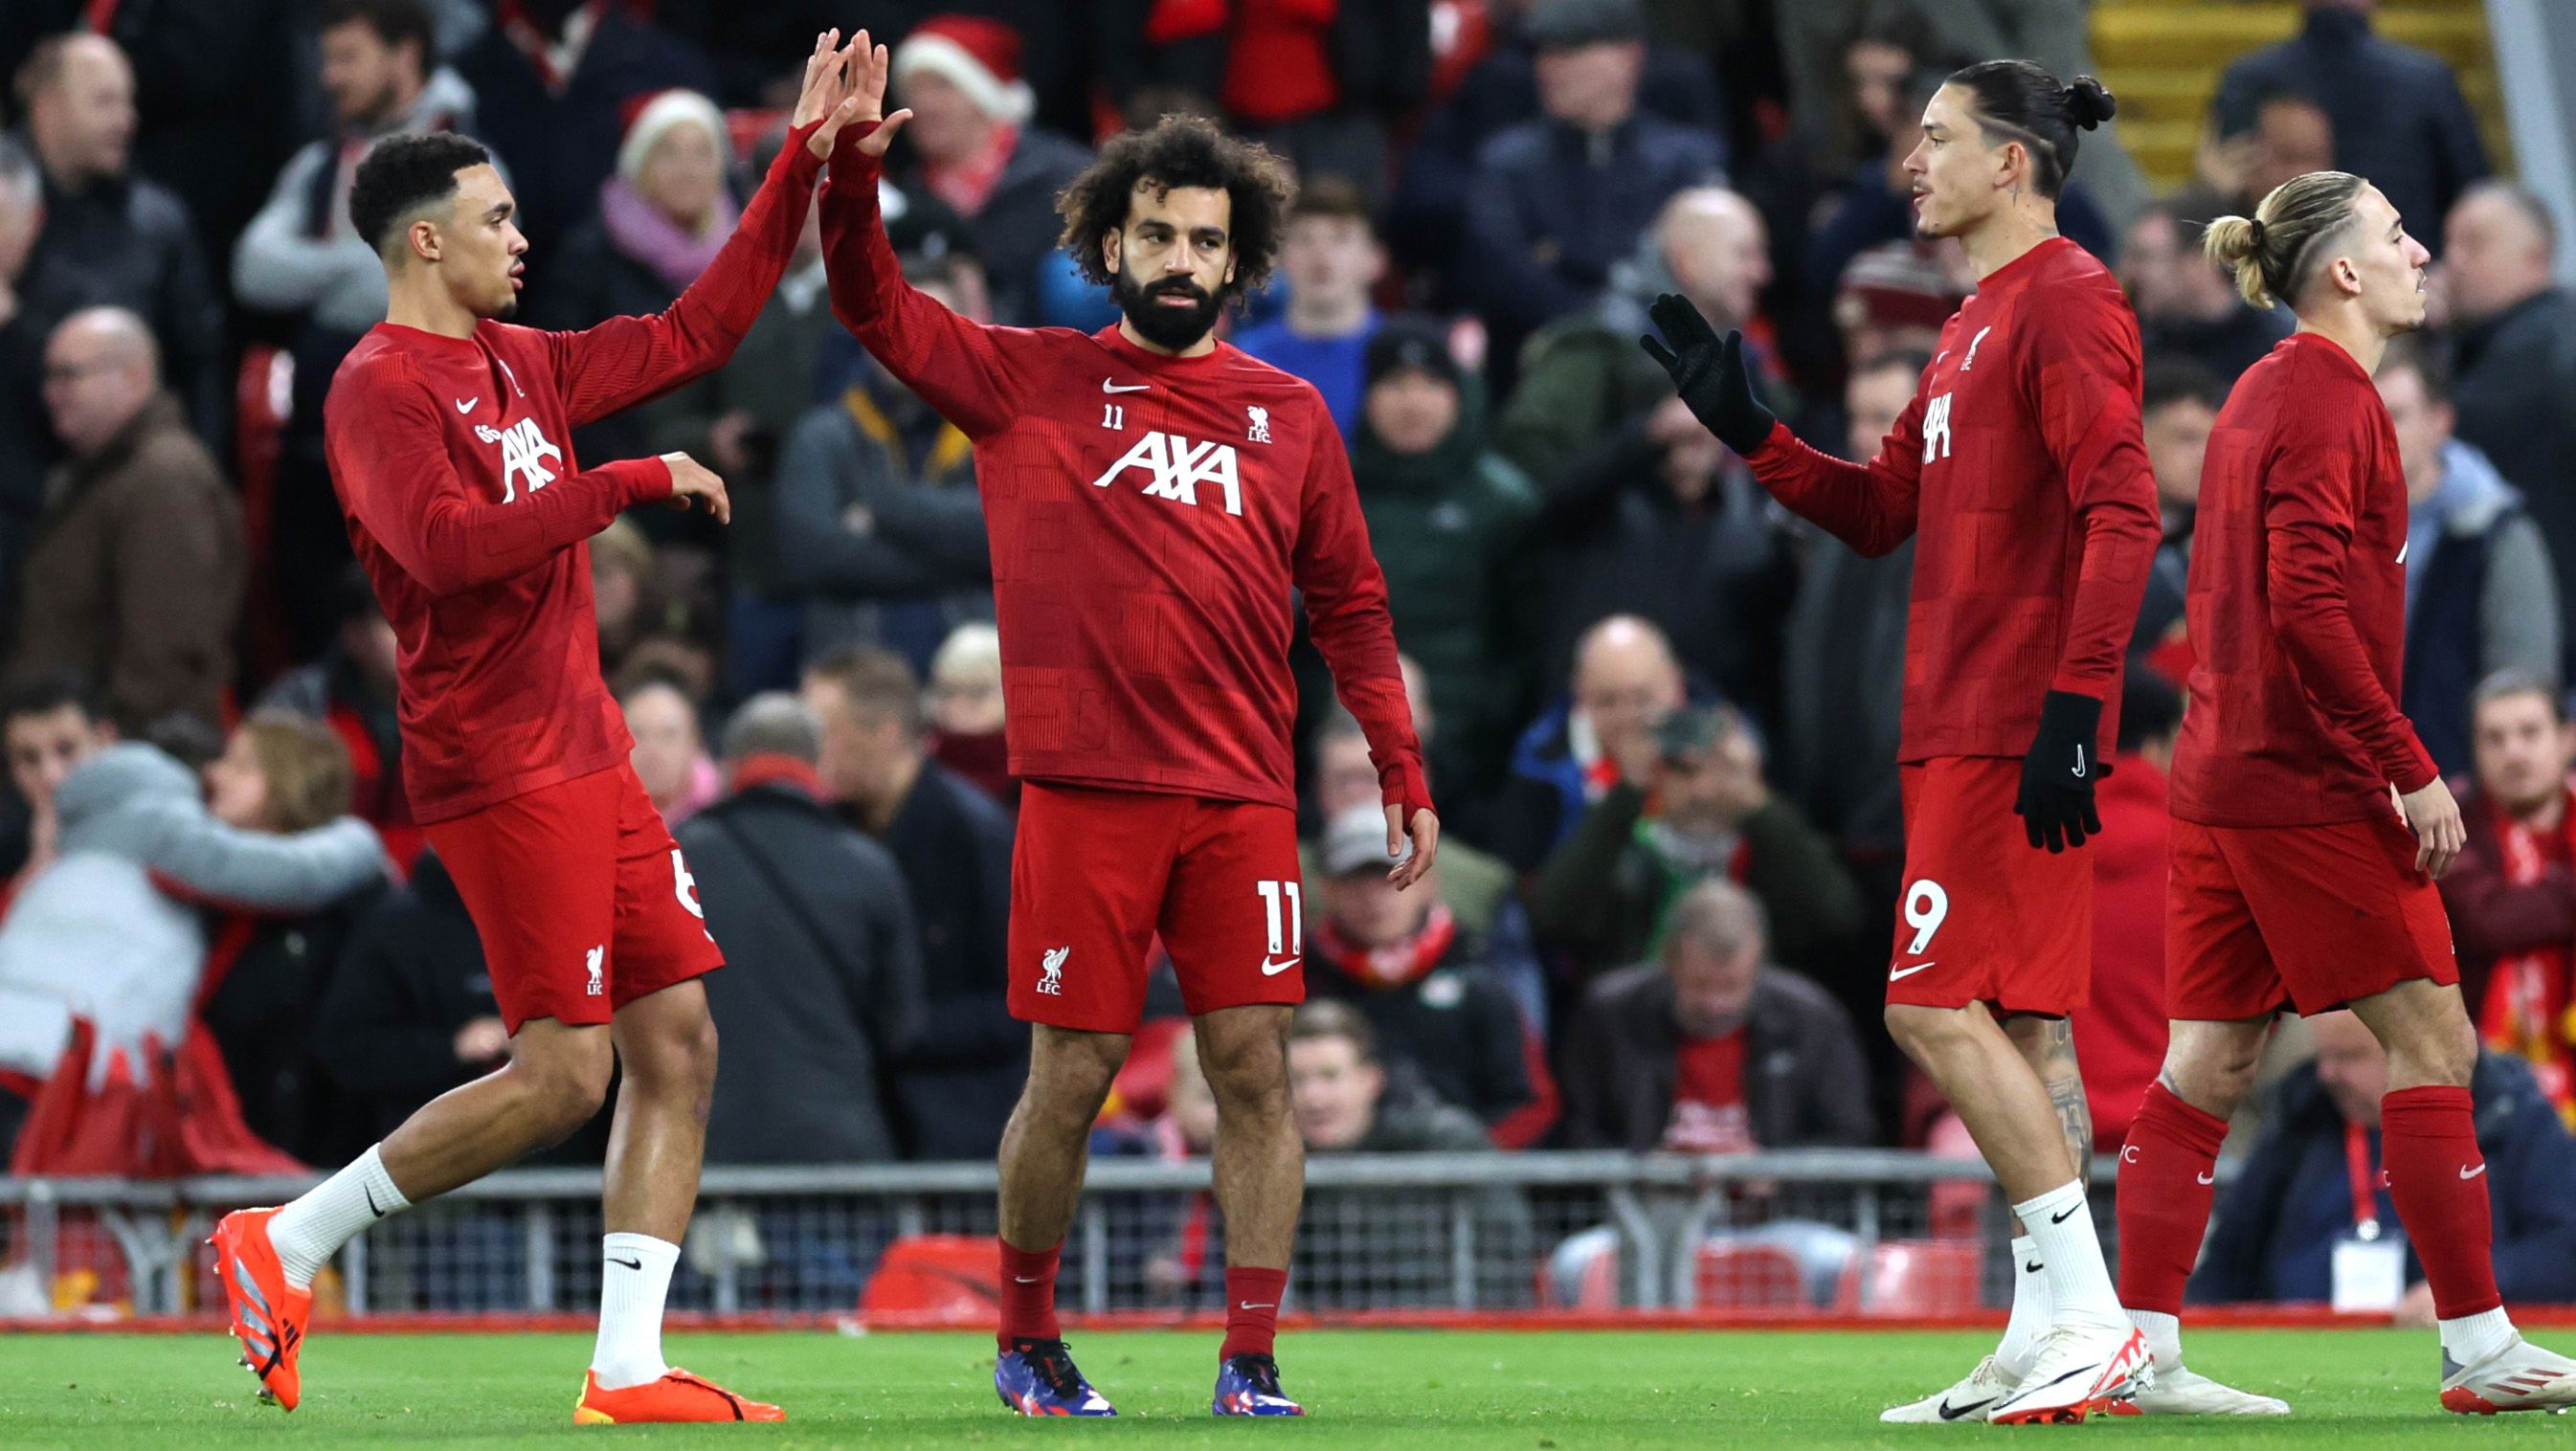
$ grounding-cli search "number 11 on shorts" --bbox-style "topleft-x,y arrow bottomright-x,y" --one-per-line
1256,879 -> 1303,968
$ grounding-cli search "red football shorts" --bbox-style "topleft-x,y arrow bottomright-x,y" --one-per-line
1008,782 -> 1306,1033
2166,815 -> 2458,1020
1887,756 -> 2094,1016
421,762 -> 724,1034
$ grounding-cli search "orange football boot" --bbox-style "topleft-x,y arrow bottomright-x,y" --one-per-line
210,1208 -> 313,1411
574,1369 -> 786,1424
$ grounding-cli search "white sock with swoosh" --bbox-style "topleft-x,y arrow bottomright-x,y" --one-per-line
2012,1180 -> 2126,1334
269,1142 -> 410,1289
593,1232 -> 681,1390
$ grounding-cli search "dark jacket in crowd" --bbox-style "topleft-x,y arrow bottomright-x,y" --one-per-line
2190,1051 -> 2576,1306
1305,933 -> 1545,1145
2439,787 -> 2576,1017
96,0 -> 306,271
11,392 -> 241,733
906,127 -> 1091,329
315,851 -> 609,1165
16,167 -> 224,443
866,759 -> 1021,1162
2211,3 -> 2487,257
677,766 -> 925,1165
2140,302 -> 2293,393
2451,287 -> 2576,663
200,886 -> 386,1166
1559,962 -> 1877,1153
2402,441 -> 2561,777
0,299 -> 47,617
1777,532 -> 1913,859
1528,781 -> 1865,984
1297,1092 -> 1534,1310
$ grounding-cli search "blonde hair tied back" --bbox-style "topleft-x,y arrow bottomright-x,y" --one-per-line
2203,169 -> 2368,311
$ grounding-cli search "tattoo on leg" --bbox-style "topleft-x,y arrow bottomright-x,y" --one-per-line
2041,1017 -> 2092,1189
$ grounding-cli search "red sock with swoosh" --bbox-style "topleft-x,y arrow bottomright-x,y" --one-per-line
2381,1086 -> 2503,1319
2113,1082 -> 2230,1315
997,1239 -> 1062,1350
1221,1266 -> 1288,1360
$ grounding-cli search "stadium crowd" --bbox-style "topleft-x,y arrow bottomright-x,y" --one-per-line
3,0 -> 2576,1314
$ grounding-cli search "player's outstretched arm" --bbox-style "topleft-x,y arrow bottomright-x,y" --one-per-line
542,32 -> 860,428
818,38 -> 1025,440
1641,293 -> 1920,556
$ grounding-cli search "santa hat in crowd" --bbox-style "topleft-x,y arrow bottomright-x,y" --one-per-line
616,88 -> 728,184
892,15 -> 1036,126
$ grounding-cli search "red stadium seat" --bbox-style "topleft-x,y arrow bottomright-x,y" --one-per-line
859,1235 -> 998,1322
1691,1240 -> 1807,1309
1831,1239 -> 1985,1317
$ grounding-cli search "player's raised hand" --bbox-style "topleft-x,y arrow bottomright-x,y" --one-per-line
796,29 -> 868,158
1387,805 -> 1441,890
1640,294 -> 1776,456
2399,776 -> 2467,879
841,30 -> 912,159
660,451 -> 731,525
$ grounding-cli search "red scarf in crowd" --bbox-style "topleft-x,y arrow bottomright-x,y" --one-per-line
1310,903 -> 1458,989
2479,784 -> 2576,1127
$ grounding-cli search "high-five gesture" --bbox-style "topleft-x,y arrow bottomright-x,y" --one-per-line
1640,294 -> 1777,457
840,30 -> 913,159
796,29 -> 871,158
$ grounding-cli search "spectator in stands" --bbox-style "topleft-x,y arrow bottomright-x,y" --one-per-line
2209,0 -> 2487,257
2131,356 -> 2226,663
1305,802 -> 1554,1147
1460,0 -> 1724,377
11,307 -> 238,734
589,518 -> 657,679
2441,672 -> 2576,1121
775,247 -> 993,675
451,0 -> 718,272
888,15 -> 1091,326
259,566 -> 417,872
2204,87 -> 2338,222
1286,999 -> 1533,1307
2378,338 -> 2562,776
2191,1010 -> 2576,1315
1491,614 -> 1684,872
1557,877 -> 1872,1151
924,621 -> 1011,808
613,660 -> 718,828
2444,182 -> 2576,662
1228,177 -> 1384,436
1500,187 -> 1773,490
2075,670 -> 2183,1150
234,0 -> 478,659
0,672 -> 112,895
1827,239 -> 1967,376
679,693 -> 924,1165
1348,318 -> 1535,793
1530,703 -> 1862,984
2117,196 -> 2294,390
803,646 -> 1019,1160
0,137 -> 46,610
197,709 -> 388,1163
11,33 -> 221,443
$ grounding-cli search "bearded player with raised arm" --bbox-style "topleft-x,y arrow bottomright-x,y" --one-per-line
820,46 -> 1434,1420
207,33 -> 873,1427
2112,170 -> 2576,1418
1646,60 -> 2171,1424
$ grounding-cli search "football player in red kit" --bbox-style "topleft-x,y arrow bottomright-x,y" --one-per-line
1648,60 -> 2163,1423
207,33 -> 876,1427
2114,170 -> 2576,1416
818,49 -> 1431,1418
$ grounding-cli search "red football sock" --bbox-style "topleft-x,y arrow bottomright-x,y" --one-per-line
2115,1081 -> 2231,1316
997,1239 -> 1062,1350
2381,1085 -> 2502,1319
1221,1266 -> 1288,1361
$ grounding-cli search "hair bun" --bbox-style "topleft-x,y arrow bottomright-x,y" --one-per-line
2061,77 -> 2117,130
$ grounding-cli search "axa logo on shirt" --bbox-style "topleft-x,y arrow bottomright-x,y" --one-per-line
1091,431 -> 1244,517
1922,392 -> 1955,463
474,417 -> 564,502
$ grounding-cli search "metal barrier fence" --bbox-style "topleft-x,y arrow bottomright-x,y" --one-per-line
0,1151 -> 2133,1322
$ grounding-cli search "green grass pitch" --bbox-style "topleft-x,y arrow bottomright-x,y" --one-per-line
0,1328 -> 2564,1448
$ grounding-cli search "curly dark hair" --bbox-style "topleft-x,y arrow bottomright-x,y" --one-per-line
349,131 -> 493,257
1055,115 -> 1295,301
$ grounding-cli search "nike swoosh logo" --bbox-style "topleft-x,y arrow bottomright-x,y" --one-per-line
2050,1205 -> 2082,1223
608,1256 -> 643,1271
1013,1275 -> 1044,1284
1938,1396 -> 1996,1421
2462,1163 -> 2487,1179
2072,745 -> 2087,779
1261,955 -> 1301,976
365,1185 -> 385,1217
455,397 -> 478,413
1102,380 -> 1151,393
1238,1302 -> 1275,1311
1889,962 -> 1935,981
2196,1172 -> 2216,1185
2024,1261 -> 2044,1275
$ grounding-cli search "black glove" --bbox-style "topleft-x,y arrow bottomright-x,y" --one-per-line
1640,294 -> 1776,456
2016,690 -> 2106,853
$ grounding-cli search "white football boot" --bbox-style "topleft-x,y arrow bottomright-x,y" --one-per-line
2441,1335 -> 2576,1415
1985,1324 -> 2153,1425
1878,1354 -> 2019,1424
2126,1365 -> 2289,1416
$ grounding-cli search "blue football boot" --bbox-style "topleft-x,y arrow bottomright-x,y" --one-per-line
995,1337 -> 1116,1417
1213,1353 -> 1305,1416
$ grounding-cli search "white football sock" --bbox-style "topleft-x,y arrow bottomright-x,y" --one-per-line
1995,1234 -> 2053,1377
2131,1308 -> 2184,1371
2440,1306 -> 2518,1370
268,1143 -> 410,1289
592,1233 -> 680,1390
2012,1181 -> 2126,1332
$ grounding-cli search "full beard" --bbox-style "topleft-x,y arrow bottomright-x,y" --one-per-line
1113,269 -> 1222,351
